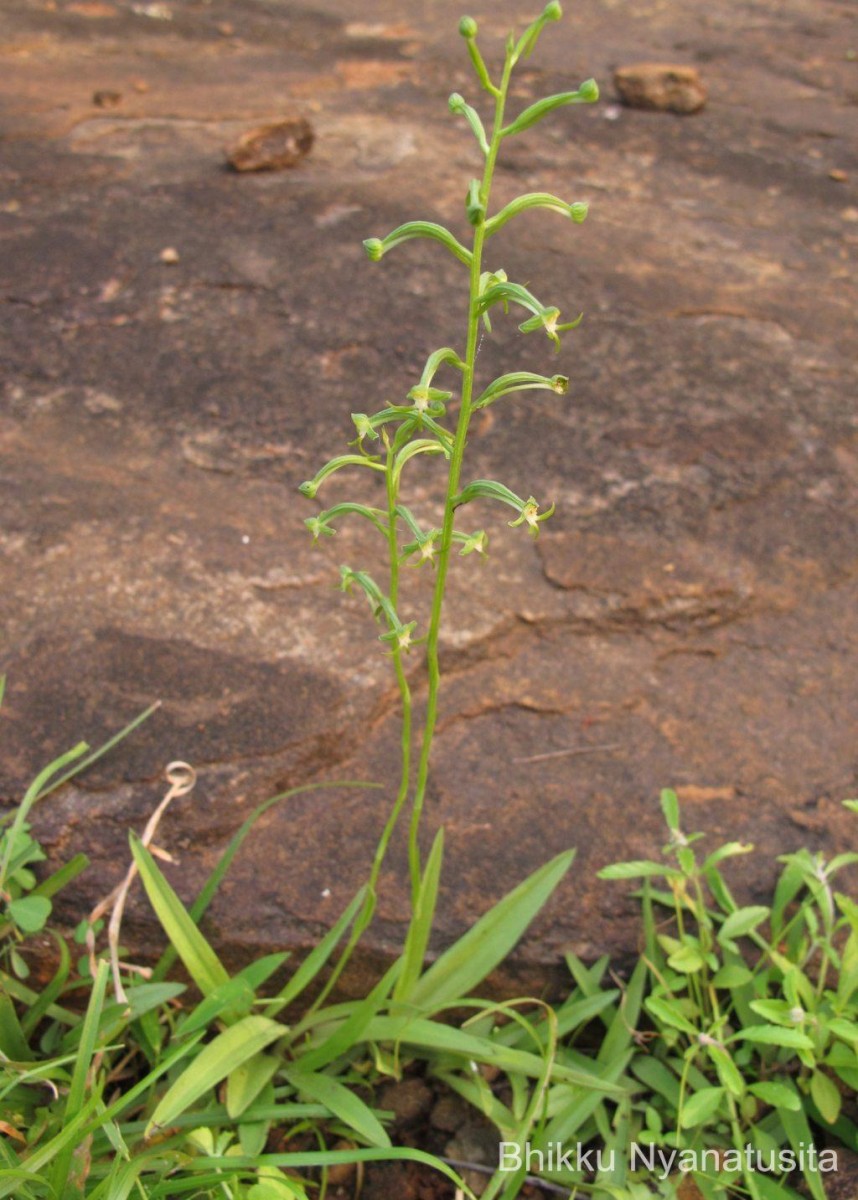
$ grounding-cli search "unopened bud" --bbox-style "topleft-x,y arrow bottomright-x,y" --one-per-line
458,15 -> 478,38
578,77 -> 599,102
543,1 -> 562,20
362,237 -> 384,262
449,92 -> 465,114
570,201 -> 589,223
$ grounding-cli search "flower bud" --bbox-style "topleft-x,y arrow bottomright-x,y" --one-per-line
362,237 -> 384,262
448,92 -> 465,114
578,77 -> 599,102
543,1 -> 562,19
570,201 -> 589,223
458,15 -> 478,38
298,480 -> 317,498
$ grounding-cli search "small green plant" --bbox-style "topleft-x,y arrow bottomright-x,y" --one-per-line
593,792 -> 858,1200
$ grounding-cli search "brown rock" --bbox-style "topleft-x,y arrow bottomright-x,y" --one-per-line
92,90 -> 122,108
226,119 -> 314,172
614,63 -> 707,113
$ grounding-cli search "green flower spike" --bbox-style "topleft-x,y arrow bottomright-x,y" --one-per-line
509,496 -> 556,537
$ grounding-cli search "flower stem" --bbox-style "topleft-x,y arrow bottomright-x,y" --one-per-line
407,50 -> 515,906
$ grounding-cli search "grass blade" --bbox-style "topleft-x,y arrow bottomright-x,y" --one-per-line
130,833 -> 230,998
146,1015 -> 284,1135
408,850 -> 574,1011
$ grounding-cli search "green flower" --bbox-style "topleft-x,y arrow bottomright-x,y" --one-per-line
380,621 -> 418,653
508,496 -> 556,537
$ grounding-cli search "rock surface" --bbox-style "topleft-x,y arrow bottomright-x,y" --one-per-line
0,0 -> 856,994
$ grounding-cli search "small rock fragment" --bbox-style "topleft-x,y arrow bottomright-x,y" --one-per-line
92,89 -> 122,108
614,63 -> 707,114
159,246 -> 180,264
227,119 -> 314,172
131,2 -> 172,18
829,168 -> 848,183
216,21 -> 234,36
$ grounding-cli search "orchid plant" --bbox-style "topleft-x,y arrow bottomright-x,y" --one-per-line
301,1 -> 598,983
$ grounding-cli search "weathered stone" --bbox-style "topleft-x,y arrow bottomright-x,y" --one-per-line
614,63 -> 707,113
0,0 -> 855,996
92,89 -> 122,108
227,118 -> 314,172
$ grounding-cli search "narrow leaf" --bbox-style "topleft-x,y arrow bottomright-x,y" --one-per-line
131,833 -> 230,999
406,850 -> 574,1011
283,1068 -> 390,1148
147,1016 -> 284,1135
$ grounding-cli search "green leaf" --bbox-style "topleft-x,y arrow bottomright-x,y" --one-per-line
394,829 -> 444,1004
598,861 -> 683,881
667,941 -> 706,974
779,1093 -> 828,1200
130,833 -> 230,999
679,1086 -> 725,1128
50,958 -> 109,1196
736,1024 -> 814,1050
226,1052 -> 280,1119
718,905 -> 770,949
660,788 -> 680,831
407,849 -> 574,1011
748,1081 -> 802,1111
748,999 -> 794,1026
146,1015 -> 284,1135
7,894 -> 51,933
702,841 -> 754,872
810,1070 -> 842,1124
706,1043 -> 745,1098
827,1017 -> 858,1045
644,995 -> 698,1037
296,959 -> 399,1073
270,886 -> 367,1016
283,1068 -> 390,1148
711,963 -> 753,988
